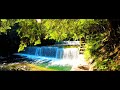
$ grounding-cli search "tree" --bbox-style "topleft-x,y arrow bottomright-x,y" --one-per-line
0,19 -> 108,53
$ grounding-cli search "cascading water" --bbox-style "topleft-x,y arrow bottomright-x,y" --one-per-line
14,46 -> 84,66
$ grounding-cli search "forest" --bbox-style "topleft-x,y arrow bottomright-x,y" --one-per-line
0,19 -> 119,71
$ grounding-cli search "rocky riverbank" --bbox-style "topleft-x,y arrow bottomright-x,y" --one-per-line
70,55 -> 94,71
0,62 -> 55,71
70,64 -> 93,71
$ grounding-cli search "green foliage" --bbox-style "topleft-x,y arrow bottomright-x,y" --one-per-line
94,58 -> 120,71
76,19 -> 120,71
15,19 -> 43,51
0,19 -> 15,33
43,19 -> 107,41
18,41 -> 27,52
43,19 -> 69,41
0,19 -> 41,52
84,43 -> 92,60
1,19 -> 120,71
0,19 -> 108,52
34,39 -> 41,45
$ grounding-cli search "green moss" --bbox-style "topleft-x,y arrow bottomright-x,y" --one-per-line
47,65 -> 72,71
36,63 -> 72,71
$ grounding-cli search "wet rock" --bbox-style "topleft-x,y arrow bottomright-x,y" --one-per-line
78,65 -> 89,70
71,64 -> 91,71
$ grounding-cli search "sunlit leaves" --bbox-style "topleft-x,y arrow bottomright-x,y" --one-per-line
1,19 -> 7,22
18,41 -> 27,52
17,19 -> 41,43
0,19 -> 109,56
34,39 -> 41,45
0,19 -> 14,33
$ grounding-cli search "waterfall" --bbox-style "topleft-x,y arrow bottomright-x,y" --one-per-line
14,46 -> 82,66
55,41 -> 80,45
63,48 -> 79,60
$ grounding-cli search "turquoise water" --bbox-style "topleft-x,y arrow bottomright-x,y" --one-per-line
14,46 -> 80,66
